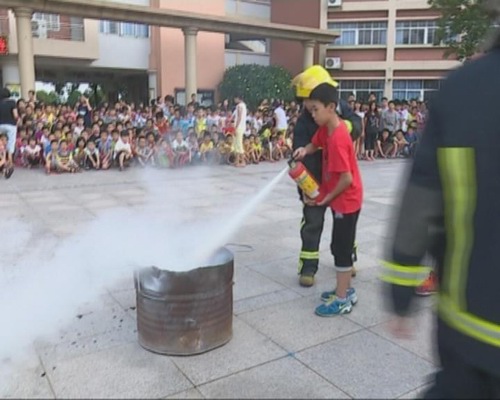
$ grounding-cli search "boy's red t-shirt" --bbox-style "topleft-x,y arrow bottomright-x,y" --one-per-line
311,120 -> 363,214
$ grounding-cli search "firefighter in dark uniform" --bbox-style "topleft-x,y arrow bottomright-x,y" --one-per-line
382,4 -> 500,396
291,66 -> 358,287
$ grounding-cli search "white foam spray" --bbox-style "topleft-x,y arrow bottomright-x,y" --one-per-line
191,166 -> 289,265
0,165 -> 290,393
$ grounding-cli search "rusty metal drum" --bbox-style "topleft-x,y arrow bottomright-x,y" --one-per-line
134,247 -> 234,356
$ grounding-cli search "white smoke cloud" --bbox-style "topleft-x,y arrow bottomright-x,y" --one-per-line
0,165 -> 288,394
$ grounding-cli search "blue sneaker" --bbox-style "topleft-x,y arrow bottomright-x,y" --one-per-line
315,297 -> 353,317
320,287 -> 358,304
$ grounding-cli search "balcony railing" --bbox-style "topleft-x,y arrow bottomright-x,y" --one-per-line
31,19 -> 85,41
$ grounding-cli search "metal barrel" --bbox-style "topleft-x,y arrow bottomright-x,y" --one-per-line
134,247 -> 234,356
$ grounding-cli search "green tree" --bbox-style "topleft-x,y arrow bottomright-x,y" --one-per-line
67,90 -> 82,108
218,64 -> 294,110
36,90 -> 59,105
429,0 -> 495,60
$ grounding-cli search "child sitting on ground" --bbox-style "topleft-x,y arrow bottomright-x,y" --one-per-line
0,140 -> 12,179
394,130 -> 409,158
199,131 -> 214,164
136,135 -> 154,167
253,135 -> 263,162
57,140 -> 79,173
84,140 -> 100,170
98,131 -> 112,170
172,131 -> 190,167
24,136 -> 41,168
73,137 -> 87,169
243,136 -> 257,164
218,135 -> 235,165
187,131 -> 200,163
155,139 -> 175,168
45,139 -> 59,174
114,130 -> 133,171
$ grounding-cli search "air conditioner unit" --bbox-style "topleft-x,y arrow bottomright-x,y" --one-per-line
325,57 -> 342,70
35,20 -> 48,39
328,0 -> 342,7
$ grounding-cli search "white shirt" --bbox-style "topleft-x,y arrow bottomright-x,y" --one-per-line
234,101 -> 247,133
274,106 -> 287,130
25,144 -> 41,156
114,139 -> 131,155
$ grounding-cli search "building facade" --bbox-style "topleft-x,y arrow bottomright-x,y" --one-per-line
0,0 -> 272,104
271,0 -> 462,102
0,0 -> 460,104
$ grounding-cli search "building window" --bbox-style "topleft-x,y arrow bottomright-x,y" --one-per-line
32,13 -> 60,31
99,20 -> 149,38
338,80 -> 385,102
328,22 -> 387,46
392,80 -> 441,101
395,20 -> 437,45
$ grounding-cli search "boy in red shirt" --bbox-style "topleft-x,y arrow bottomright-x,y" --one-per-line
294,83 -> 363,316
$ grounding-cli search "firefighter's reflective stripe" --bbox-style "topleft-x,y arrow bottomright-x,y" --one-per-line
438,147 -> 477,310
300,251 -> 319,260
436,147 -> 500,347
380,261 -> 430,286
439,294 -> 500,348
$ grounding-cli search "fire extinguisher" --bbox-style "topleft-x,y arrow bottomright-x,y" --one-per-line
288,158 -> 322,200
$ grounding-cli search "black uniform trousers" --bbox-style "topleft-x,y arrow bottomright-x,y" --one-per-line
299,204 -> 358,276
424,336 -> 500,399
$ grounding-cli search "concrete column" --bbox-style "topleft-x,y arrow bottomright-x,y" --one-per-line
183,27 -> 198,105
14,8 -> 36,99
303,40 -> 315,69
148,71 -> 157,102
2,61 -> 20,86
385,68 -> 394,100
385,3 -> 397,99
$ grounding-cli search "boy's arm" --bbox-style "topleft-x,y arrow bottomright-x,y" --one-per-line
292,142 -> 319,160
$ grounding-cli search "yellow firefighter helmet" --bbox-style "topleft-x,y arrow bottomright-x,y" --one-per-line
292,65 -> 338,99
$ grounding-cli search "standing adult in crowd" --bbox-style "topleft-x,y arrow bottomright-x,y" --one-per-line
382,1 -> 500,395
77,95 -> 92,128
0,87 -> 18,178
233,94 -> 247,168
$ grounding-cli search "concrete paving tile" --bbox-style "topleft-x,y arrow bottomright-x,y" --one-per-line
46,342 -> 192,399
198,357 -> 349,399
109,288 -> 137,311
1,363 -> 54,399
83,198 -> 122,210
232,245 -> 293,267
233,266 -> 287,301
38,321 -> 137,369
239,296 -> 362,353
165,388 -> 204,399
247,256 -> 337,298
233,288 -> 302,315
343,280 -> 399,328
171,318 -> 287,386
398,383 -> 432,399
296,330 -> 436,399
370,308 -> 439,365
355,238 -> 384,259
53,302 -> 135,345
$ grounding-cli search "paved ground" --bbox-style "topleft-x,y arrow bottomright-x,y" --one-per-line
0,159 -> 436,399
